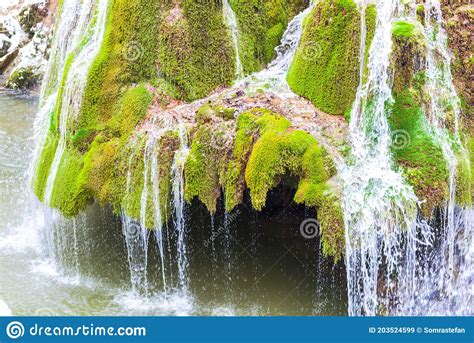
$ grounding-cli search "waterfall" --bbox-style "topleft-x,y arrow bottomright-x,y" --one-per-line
342,0 -> 419,316
171,125 -> 191,291
42,0 -> 108,204
222,0 -> 244,79
243,1 -> 314,93
396,0 -> 472,315
151,137 -> 168,293
30,0 -> 83,187
342,0 -> 473,316
122,138 -> 149,295
121,123 -> 192,296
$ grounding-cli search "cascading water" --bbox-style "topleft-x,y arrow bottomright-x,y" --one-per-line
171,125 -> 191,291
244,1 -> 314,93
342,0 -> 421,316
26,0 -> 109,272
394,0 -> 472,315
342,0 -> 473,316
42,0 -> 108,204
120,122 -> 192,297
222,0 -> 244,79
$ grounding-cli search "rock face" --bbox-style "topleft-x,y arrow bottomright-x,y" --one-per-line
288,0 -> 376,115
441,1 -> 473,109
0,0 -> 54,90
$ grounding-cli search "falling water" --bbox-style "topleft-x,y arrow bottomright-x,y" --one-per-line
121,123 -> 192,295
342,0 -> 473,316
150,137 -> 167,293
244,1 -> 314,93
30,0 -> 83,187
43,0 -> 108,204
121,139 -> 148,295
222,0 -> 244,79
171,125 -> 191,290
341,0 -> 419,316
394,0 -> 473,315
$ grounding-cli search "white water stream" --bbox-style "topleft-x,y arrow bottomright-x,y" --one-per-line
43,0 -> 108,204
242,1 -> 314,93
222,0 -> 244,79
342,0 -> 473,316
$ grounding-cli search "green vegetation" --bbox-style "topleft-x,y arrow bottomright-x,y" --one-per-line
34,0 -> 237,220
228,0 -> 308,74
392,20 -> 416,38
157,1 -> 235,100
5,67 -> 41,90
228,109 -> 344,260
184,111 -> 233,213
287,0 -> 376,115
389,87 -> 449,216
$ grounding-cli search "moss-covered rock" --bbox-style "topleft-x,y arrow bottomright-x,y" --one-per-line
158,2 -> 235,100
389,87 -> 450,216
287,0 -> 376,115
391,20 -> 425,93
224,108 -> 344,260
228,0 -> 308,74
184,108 -> 233,213
5,66 -> 41,90
389,22 -> 472,215
34,0 -> 239,219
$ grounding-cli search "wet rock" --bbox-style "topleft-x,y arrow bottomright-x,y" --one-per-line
0,22 -> 12,38
0,47 -> 18,71
18,1 -> 48,37
5,66 -> 40,89
441,3 -> 473,107
0,35 -> 11,57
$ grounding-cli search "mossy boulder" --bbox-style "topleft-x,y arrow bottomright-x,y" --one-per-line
157,2 -> 235,100
225,108 -> 344,261
287,0 -> 376,115
228,0 -> 309,74
391,20 -> 425,93
389,86 -> 450,216
5,66 -> 41,90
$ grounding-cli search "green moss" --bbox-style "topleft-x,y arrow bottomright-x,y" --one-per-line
391,20 -> 425,93
317,196 -> 344,262
157,1 -> 235,100
32,52 -> 76,201
234,109 -> 344,259
455,154 -> 472,207
392,20 -> 415,38
5,67 -> 41,90
224,111 -> 260,211
228,0 -> 308,74
184,123 -> 231,213
287,0 -> 376,115
32,134 -> 59,201
49,149 -> 91,216
78,0 -> 162,132
389,87 -> 449,216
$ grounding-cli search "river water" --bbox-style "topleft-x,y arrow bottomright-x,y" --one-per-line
0,89 -> 347,316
